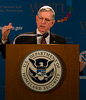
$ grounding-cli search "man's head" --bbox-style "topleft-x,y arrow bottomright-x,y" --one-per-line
36,6 -> 55,34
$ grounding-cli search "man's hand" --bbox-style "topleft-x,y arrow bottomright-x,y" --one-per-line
2,23 -> 13,41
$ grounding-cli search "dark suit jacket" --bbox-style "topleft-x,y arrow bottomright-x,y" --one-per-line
14,31 -> 66,44
0,39 -> 10,58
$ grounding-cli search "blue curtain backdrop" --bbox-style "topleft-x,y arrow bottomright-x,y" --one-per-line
0,0 -> 86,99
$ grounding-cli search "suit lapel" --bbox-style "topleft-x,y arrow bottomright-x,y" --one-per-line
32,31 -> 37,44
50,32 -> 57,44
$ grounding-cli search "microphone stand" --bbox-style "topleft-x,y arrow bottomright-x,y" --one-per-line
13,32 -> 49,44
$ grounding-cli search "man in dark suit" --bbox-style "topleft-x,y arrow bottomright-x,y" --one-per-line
0,6 -> 66,57
0,6 -> 66,58
12,6 -> 66,44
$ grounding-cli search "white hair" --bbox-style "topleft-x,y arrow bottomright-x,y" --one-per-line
38,6 -> 55,19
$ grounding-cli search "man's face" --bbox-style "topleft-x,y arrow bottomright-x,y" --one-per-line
36,11 -> 55,34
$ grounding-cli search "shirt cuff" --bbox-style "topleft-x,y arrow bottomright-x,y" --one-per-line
1,39 -> 8,44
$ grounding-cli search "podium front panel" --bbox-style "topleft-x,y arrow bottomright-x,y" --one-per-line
5,44 -> 79,100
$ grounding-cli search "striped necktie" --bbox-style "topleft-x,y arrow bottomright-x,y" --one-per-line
41,36 -> 46,44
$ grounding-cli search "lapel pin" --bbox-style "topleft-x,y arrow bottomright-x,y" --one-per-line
53,41 -> 56,43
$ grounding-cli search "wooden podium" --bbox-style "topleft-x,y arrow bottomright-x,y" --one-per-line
5,44 -> 79,100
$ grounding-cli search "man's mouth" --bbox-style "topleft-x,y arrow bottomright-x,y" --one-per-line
40,25 -> 45,28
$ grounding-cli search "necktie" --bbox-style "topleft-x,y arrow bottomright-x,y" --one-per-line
41,36 -> 46,44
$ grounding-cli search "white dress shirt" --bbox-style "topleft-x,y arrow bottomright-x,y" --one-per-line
36,29 -> 50,44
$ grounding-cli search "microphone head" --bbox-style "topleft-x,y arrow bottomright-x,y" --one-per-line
43,32 -> 49,38
37,34 -> 42,37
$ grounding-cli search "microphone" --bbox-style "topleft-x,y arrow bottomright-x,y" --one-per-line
13,32 -> 49,44
43,32 -> 49,38
37,32 -> 49,38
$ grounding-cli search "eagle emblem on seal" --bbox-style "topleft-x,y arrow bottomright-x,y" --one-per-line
29,58 -> 54,83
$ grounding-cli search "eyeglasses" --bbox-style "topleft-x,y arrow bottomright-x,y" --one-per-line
38,16 -> 53,23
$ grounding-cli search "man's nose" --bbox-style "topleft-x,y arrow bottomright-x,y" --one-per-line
41,19 -> 46,23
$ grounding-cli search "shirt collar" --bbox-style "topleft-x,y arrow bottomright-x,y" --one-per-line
36,28 -> 50,36
36,29 -> 50,44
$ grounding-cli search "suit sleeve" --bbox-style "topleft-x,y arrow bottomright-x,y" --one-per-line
0,39 -> 10,59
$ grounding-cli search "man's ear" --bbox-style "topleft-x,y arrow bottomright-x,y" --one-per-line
51,20 -> 55,27
52,20 -> 55,25
36,15 -> 38,21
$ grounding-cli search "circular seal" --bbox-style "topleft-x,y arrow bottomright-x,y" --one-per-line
79,51 -> 86,65
21,50 -> 62,92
